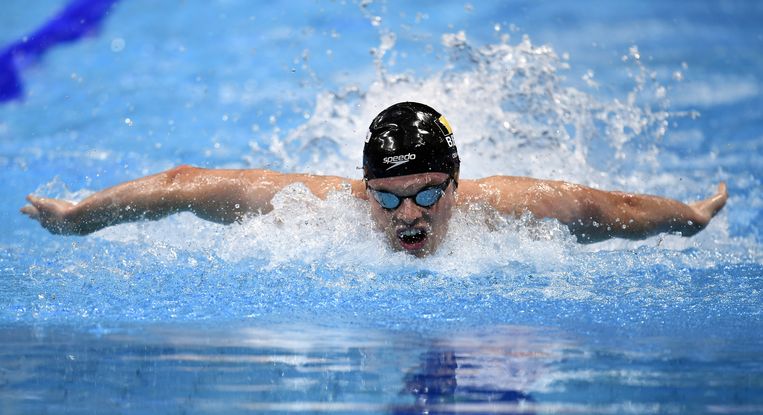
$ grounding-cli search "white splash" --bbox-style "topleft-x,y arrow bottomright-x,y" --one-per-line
252,32 -> 673,193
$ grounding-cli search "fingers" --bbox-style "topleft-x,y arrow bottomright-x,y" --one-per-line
21,195 -> 45,220
690,182 -> 728,221
25,194 -> 74,212
708,181 -> 728,217
24,195 -> 50,219
27,194 -> 56,207
717,181 -> 728,199
20,204 -> 40,219
21,194 -> 76,234
25,194 -> 49,212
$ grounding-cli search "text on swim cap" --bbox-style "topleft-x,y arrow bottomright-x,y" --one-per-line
383,153 -> 416,170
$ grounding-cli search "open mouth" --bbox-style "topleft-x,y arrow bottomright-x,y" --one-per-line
397,228 -> 428,251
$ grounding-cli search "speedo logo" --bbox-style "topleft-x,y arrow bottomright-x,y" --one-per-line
383,153 -> 416,170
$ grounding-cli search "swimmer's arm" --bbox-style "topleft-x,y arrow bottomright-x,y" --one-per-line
21,165 -> 364,235
461,177 -> 728,243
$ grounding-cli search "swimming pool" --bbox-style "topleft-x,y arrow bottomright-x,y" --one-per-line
1,0 -> 761,413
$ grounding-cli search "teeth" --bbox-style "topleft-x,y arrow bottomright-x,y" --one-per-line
400,229 -> 423,237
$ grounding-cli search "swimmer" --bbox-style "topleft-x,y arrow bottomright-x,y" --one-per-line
21,102 -> 727,257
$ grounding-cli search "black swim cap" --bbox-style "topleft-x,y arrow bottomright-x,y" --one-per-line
363,102 -> 460,182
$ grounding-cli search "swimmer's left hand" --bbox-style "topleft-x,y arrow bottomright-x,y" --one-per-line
688,182 -> 728,229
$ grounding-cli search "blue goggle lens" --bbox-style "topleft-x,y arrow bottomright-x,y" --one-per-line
370,178 -> 451,210
374,191 -> 403,209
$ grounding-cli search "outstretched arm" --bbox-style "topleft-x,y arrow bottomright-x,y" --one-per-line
459,177 -> 727,243
21,165 -> 363,235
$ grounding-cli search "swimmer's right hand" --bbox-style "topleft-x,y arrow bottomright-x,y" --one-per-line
21,195 -> 85,235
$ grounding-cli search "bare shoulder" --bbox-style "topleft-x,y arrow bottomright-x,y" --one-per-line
457,176 -> 531,214
295,173 -> 365,199
457,175 -> 555,201
233,169 -> 364,199
457,175 -> 589,217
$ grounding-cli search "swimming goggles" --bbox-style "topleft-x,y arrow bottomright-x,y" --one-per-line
368,178 -> 452,210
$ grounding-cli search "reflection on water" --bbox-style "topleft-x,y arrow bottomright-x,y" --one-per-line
2,322 -> 759,414
394,350 -> 534,415
0,323 -> 556,414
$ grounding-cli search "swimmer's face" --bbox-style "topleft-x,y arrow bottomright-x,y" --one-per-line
366,172 -> 455,257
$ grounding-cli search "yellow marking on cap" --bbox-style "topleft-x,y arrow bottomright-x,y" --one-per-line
438,115 -> 453,135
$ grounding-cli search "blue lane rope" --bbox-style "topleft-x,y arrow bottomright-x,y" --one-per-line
0,0 -> 120,103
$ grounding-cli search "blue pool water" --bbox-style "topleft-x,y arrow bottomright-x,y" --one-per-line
1,0 -> 762,413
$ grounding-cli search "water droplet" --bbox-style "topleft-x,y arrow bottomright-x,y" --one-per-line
629,45 -> 640,60
124,118 -> 133,126
110,38 -> 125,52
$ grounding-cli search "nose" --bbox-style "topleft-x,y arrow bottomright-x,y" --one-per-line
395,197 -> 424,224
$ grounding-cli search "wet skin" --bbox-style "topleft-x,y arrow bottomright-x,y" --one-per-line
366,172 -> 455,257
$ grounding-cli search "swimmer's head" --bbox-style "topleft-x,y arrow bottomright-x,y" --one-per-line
363,102 -> 460,183
363,102 -> 459,257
